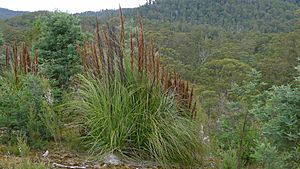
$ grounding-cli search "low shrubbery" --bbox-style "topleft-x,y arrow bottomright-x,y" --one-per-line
213,68 -> 300,168
0,42 -> 59,149
0,72 -> 58,148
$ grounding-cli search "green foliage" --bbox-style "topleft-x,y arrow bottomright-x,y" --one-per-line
0,32 -> 3,68
144,22 -> 300,87
66,71 -> 205,167
251,84 -> 300,168
34,12 -> 83,96
0,73 -> 58,148
251,65 -> 300,168
15,160 -> 48,169
198,58 -> 253,126
254,85 -> 300,150
138,0 -> 300,32
1,1 -> 299,88
25,21 -> 42,45
16,134 -> 30,158
216,117 -> 258,163
0,158 -> 48,169
198,90 -> 219,131
288,144 -> 300,167
198,58 -> 252,95
256,31 -> 300,86
219,149 -> 238,169
0,32 -> 3,47
214,70 -> 262,166
0,27 -> 26,45
250,140 -> 287,169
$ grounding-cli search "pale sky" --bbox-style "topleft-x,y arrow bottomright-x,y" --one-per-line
0,0 -> 146,13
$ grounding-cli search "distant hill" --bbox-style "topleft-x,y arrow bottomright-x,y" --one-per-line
0,7 -> 28,19
71,0 -> 300,33
2,0 -> 300,33
135,0 -> 300,33
4,11 -> 49,28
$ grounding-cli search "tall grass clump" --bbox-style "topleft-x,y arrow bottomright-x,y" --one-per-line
66,8 -> 205,167
70,71 -> 203,167
0,43 -> 59,148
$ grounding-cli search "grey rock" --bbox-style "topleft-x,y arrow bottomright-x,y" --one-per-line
103,154 -> 121,166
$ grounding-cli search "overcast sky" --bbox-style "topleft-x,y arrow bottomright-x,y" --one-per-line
0,0 -> 146,13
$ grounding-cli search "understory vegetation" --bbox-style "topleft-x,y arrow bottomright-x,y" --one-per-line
0,0 -> 300,168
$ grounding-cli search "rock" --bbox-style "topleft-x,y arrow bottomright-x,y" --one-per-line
103,154 -> 121,166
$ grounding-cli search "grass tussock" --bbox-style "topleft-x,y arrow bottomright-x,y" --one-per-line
68,72 -> 204,167
67,7 -> 205,168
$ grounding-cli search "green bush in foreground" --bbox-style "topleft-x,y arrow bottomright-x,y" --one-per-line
0,72 -> 59,148
66,72 -> 204,167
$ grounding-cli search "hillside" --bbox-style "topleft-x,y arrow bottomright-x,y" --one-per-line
1,0 -> 300,85
2,0 -> 300,33
73,0 -> 300,33
135,0 -> 300,33
0,7 -> 28,19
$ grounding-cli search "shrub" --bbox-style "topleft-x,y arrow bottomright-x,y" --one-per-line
17,134 -> 30,157
34,12 -> 84,98
254,85 -> 300,149
251,65 -> 300,168
0,72 -> 58,148
250,140 -> 286,169
214,70 -> 262,166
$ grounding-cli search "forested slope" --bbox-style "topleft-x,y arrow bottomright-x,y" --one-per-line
136,0 -> 300,32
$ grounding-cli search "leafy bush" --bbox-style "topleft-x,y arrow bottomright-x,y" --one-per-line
216,116 -> 258,162
214,70 -> 262,166
251,65 -> 300,168
250,140 -> 286,169
254,85 -> 300,149
0,72 -> 59,148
